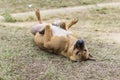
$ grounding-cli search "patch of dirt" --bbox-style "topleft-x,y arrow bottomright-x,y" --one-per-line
93,32 -> 120,44
0,2 -> 120,22
24,59 -> 51,80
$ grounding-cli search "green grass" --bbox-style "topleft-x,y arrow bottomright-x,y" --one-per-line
0,0 -> 120,15
0,7 -> 120,80
2,11 -> 16,22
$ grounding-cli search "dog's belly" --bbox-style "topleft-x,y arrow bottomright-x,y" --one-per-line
31,23 -> 71,36
50,25 -> 71,36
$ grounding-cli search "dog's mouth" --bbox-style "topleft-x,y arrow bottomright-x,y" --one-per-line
85,58 -> 96,61
72,58 -> 96,62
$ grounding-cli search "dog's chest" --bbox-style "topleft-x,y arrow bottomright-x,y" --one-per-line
50,25 -> 71,36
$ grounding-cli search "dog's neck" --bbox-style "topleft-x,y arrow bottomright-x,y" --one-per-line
65,35 -> 78,57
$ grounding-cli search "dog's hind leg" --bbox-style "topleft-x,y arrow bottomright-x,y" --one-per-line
35,9 -> 42,23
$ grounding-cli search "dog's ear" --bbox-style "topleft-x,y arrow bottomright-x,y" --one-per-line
87,54 -> 96,61
89,54 -> 93,57
74,40 -> 85,50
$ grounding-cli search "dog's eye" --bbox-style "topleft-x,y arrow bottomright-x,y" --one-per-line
76,51 -> 79,55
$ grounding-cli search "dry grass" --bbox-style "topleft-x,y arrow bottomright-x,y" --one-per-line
0,0 -> 120,15
0,7 -> 120,80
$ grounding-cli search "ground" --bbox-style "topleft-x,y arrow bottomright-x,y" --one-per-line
0,0 -> 119,15
0,1 -> 120,80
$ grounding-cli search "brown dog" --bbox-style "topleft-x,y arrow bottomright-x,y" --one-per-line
31,9 -> 94,62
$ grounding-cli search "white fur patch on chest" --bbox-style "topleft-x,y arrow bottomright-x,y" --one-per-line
50,25 -> 71,36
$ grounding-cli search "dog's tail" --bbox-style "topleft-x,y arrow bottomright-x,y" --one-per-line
35,9 -> 42,23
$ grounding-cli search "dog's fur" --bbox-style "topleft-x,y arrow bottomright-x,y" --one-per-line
31,9 -> 94,62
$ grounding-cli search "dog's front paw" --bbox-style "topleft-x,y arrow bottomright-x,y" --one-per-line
72,18 -> 78,24
45,25 -> 51,30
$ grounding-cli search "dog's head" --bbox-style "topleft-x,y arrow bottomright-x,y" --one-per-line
70,40 -> 94,62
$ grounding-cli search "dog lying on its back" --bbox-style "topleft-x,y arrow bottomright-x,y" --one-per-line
31,9 -> 94,62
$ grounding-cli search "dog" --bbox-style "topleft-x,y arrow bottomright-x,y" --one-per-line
31,9 -> 95,62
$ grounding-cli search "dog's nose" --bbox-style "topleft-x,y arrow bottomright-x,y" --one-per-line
74,39 -> 85,50
77,39 -> 84,45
